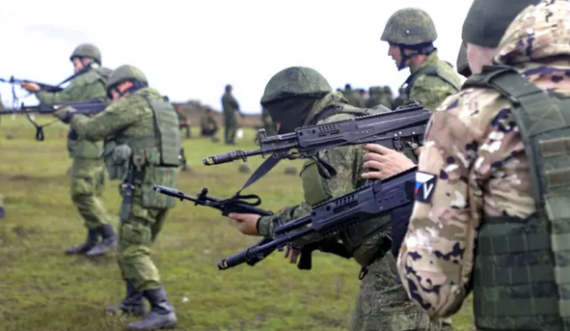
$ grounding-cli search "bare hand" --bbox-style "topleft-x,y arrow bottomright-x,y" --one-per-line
361,144 -> 416,180
284,246 -> 300,264
227,213 -> 260,236
21,82 -> 40,92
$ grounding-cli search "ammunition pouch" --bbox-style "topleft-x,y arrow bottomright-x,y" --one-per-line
103,141 -> 132,180
141,166 -> 178,209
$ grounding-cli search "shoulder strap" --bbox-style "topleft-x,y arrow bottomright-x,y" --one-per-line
402,66 -> 460,95
467,65 -> 570,204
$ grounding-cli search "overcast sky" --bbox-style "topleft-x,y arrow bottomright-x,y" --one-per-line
0,0 -> 472,114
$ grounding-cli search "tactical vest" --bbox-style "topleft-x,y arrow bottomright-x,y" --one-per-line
300,103 -> 397,266
463,65 -> 570,331
402,65 -> 460,98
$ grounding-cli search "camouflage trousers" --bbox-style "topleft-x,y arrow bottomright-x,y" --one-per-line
224,114 -> 237,144
70,158 -> 111,230
117,190 -> 169,292
350,253 -> 452,331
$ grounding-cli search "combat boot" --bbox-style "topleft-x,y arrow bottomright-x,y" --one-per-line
105,281 -> 148,317
128,287 -> 177,330
86,223 -> 117,257
65,228 -> 99,255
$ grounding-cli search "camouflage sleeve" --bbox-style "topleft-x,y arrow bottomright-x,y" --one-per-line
409,75 -> 458,111
70,97 -> 136,141
396,96 -> 477,318
35,79 -> 85,104
258,143 -> 362,247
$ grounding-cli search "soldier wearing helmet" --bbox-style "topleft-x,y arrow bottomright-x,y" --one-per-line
226,66 -> 450,331
381,8 -> 461,111
54,64 -> 180,331
21,43 -> 117,257
391,2 -> 570,331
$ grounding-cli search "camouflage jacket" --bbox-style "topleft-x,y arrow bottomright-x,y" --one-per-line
404,51 -> 461,111
257,92 -> 392,266
70,87 -> 162,159
35,65 -> 108,159
200,114 -> 218,131
221,93 -> 240,116
396,1 -> 570,318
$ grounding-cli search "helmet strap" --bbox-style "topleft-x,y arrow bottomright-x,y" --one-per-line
396,43 -> 436,70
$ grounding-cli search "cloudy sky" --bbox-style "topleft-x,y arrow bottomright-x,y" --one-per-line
0,0 -> 473,113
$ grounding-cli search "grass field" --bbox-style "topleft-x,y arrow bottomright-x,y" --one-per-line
0,117 -> 474,331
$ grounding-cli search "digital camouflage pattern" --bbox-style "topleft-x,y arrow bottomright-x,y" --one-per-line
35,64 -> 111,230
257,84 -> 447,330
70,87 -> 176,291
404,51 -> 461,111
381,8 -> 437,45
397,0 -> 570,321
70,43 -> 102,64
342,87 -> 363,108
221,92 -> 240,144
365,87 -> 392,109
260,67 -> 332,103
106,65 -> 148,91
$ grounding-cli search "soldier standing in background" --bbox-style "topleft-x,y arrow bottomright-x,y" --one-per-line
392,87 -> 407,108
342,84 -> 362,107
221,84 -> 240,145
22,44 -> 116,256
380,8 -> 461,111
174,104 -> 191,139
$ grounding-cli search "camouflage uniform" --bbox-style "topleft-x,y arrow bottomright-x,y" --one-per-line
342,85 -> 363,108
365,87 -> 388,109
34,44 -> 115,255
258,67 -> 446,331
393,87 -> 407,108
221,88 -> 240,144
175,105 -> 191,139
65,65 -> 179,330
381,8 -> 461,111
200,110 -> 219,137
397,2 -> 570,331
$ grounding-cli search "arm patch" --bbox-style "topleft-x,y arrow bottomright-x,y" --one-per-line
415,171 -> 437,203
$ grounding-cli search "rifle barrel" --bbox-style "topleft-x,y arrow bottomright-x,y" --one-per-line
202,149 -> 263,166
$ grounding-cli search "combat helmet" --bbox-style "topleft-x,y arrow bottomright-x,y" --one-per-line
456,42 -> 471,78
381,8 -> 438,70
462,0 -> 540,48
70,44 -> 101,65
260,66 -> 332,134
106,65 -> 148,97
260,66 -> 332,104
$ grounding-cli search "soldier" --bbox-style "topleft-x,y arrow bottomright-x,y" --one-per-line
365,86 -> 382,108
221,84 -> 240,145
382,86 -> 395,109
174,104 -> 191,139
381,8 -> 461,111
226,66 -> 448,331
54,65 -> 179,330
200,108 -> 219,140
21,44 -> 116,256
393,87 -> 407,108
261,107 -> 277,136
392,1 -> 570,331
342,84 -> 362,107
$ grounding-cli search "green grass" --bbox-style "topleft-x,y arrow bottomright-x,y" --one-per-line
0,116 -> 474,331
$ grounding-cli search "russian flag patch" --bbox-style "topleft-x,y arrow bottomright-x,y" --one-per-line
415,171 -> 437,203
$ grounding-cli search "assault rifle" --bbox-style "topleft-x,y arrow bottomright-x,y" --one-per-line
0,100 -> 108,116
153,185 -> 273,217
0,101 -> 108,141
203,102 -> 429,166
0,76 -> 63,92
217,166 -> 417,270
154,185 -> 276,261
